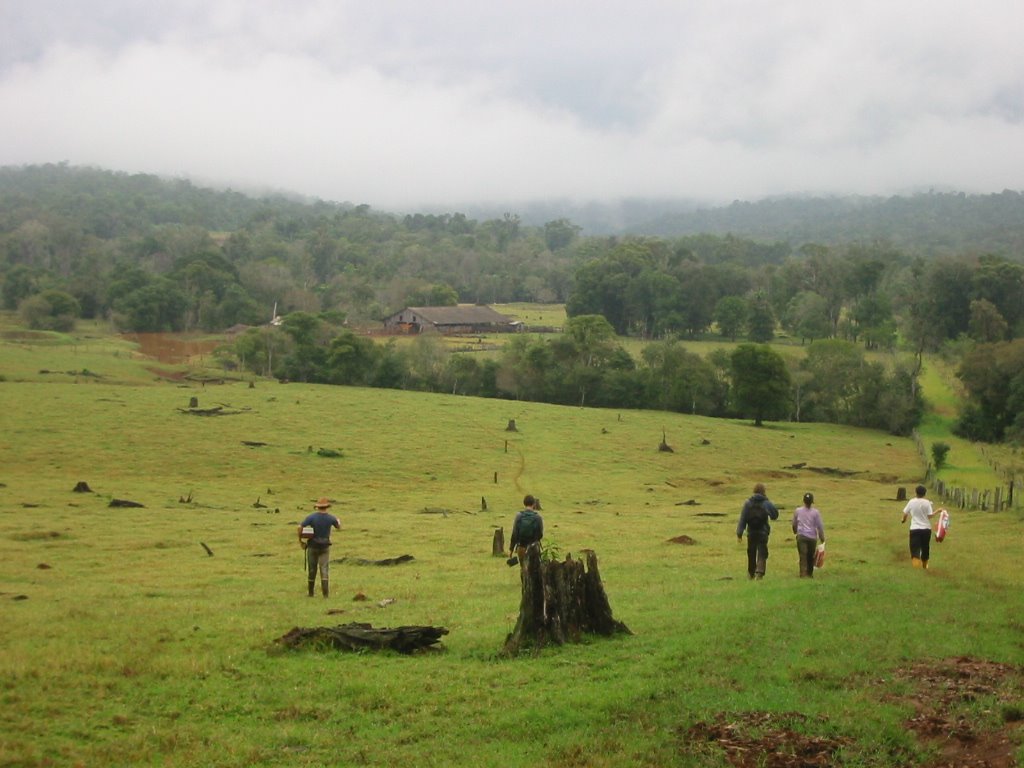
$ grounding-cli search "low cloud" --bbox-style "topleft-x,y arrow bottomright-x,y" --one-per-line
1,0 -> 1022,209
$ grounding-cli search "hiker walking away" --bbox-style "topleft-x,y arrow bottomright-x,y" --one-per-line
509,495 -> 544,563
737,483 -> 779,580
298,497 -> 340,597
792,492 -> 826,578
901,484 -> 935,569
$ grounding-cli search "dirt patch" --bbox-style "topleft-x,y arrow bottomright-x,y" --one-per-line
686,711 -> 851,766
668,535 -> 696,545
897,656 -> 1023,768
764,470 -> 798,479
684,657 -> 1022,767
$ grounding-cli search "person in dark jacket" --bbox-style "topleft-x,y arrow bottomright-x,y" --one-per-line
736,482 -> 780,580
509,494 -> 544,562
298,497 -> 340,597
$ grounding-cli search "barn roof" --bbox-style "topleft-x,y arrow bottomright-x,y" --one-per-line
404,305 -> 512,325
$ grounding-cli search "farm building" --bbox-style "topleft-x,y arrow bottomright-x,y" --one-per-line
381,305 -> 516,334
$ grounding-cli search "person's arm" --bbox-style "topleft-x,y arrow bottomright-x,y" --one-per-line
816,512 -> 825,542
333,515 -> 341,530
297,524 -> 305,543
767,501 -> 780,521
792,510 -> 799,535
509,513 -> 520,552
736,505 -> 746,540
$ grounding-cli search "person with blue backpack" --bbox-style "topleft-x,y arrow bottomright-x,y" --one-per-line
509,494 -> 544,564
736,482 -> 779,580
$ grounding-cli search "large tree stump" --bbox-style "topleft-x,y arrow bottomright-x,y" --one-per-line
503,544 -> 630,656
492,527 -> 505,556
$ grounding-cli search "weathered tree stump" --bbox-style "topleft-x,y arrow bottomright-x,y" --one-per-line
276,622 -> 448,654
896,487 -> 907,501
506,419 -> 518,432
189,396 -> 199,408
72,481 -> 92,493
503,545 -> 630,656
658,429 -> 673,453
492,526 -> 505,556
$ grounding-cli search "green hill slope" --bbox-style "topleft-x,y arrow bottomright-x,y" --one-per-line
1,330 -> 1021,767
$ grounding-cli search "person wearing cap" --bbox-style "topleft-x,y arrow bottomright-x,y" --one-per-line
298,497 -> 340,597
792,492 -> 826,578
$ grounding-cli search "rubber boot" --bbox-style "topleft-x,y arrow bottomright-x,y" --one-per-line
922,560 -> 929,570
321,580 -> 329,598
307,579 -> 315,597
911,557 -> 922,568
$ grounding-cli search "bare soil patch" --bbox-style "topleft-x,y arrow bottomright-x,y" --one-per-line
897,656 -> 1023,768
685,656 -> 1022,767
686,711 -> 851,766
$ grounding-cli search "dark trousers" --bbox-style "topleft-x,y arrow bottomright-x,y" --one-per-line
796,535 -> 817,578
909,529 -> 931,562
747,532 -> 769,577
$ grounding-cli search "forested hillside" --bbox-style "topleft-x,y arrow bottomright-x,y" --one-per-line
635,191 -> 1024,255
3,163 -> 1024,441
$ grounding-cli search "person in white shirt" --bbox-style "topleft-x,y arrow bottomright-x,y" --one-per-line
901,485 -> 935,569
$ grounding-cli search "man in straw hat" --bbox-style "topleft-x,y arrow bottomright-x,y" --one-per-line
298,497 -> 340,597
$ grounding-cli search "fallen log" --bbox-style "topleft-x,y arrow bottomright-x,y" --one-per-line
333,554 -> 415,566
109,499 -> 144,508
177,405 -> 242,416
503,545 -> 630,656
276,622 -> 448,654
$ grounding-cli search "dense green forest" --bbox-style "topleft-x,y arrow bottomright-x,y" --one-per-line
3,163 -> 1024,441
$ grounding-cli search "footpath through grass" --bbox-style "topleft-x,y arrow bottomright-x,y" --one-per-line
1,327 -> 1022,767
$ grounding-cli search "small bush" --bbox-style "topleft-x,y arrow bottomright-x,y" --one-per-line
931,442 -> 951,470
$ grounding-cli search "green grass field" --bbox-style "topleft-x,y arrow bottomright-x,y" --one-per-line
1,321 -> 1022,767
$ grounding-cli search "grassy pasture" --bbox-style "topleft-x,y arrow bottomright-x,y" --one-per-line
1,327 -> 1022,767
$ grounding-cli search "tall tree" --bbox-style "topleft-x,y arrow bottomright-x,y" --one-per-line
729,344 -> 792,426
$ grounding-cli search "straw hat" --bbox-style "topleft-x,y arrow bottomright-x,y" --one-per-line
314,497 -> 332,509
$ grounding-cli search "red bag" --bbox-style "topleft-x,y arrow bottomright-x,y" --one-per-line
814,543 -> 826,568
935,509 -> 950,542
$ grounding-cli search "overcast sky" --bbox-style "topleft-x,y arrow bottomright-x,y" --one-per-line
2,0 -> 1023,211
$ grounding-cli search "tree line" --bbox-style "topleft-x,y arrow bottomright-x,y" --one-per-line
2,163 -> 1023,440
220,312 -> 922,435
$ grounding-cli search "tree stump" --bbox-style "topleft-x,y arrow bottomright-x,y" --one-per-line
492,527 -> 505,556
503,545 -> 630,656
658,429 -> 673,453
506,419 -> 518,432
896,487 -> 907,501
189,396 -> 199,408
72,481 -> 92,493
